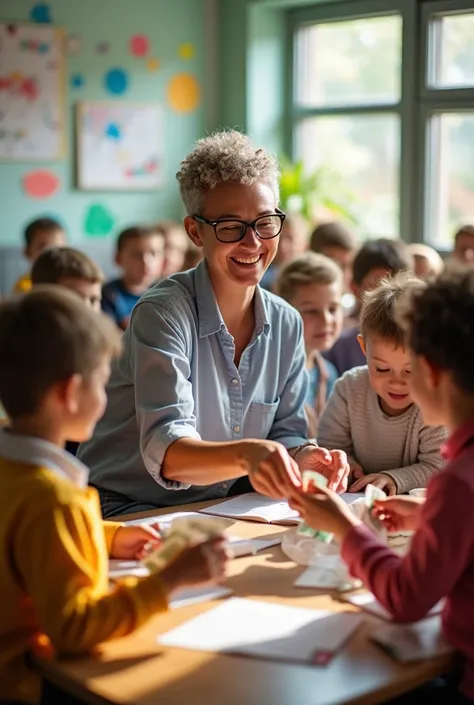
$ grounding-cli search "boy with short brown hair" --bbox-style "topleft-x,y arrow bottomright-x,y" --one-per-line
0,288 -> 227,705
310,221 -> 358,293
318,273 -> 447,495
102,225 -> 165,329
12,217 -> 66,294
31,246 -> 104,311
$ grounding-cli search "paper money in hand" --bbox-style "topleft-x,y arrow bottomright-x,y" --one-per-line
298,470 -> 334,543
143,516 -> 227,573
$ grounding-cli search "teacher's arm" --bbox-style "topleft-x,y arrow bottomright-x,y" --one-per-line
131,302 -> 301,496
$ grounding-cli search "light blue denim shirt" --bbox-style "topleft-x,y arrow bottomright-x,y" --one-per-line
78,260 -> 309,507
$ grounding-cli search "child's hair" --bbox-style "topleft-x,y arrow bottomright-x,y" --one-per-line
116,225 -> 164,253
0,287 -> 121,419
31,247 -> 104,285
276,252 -> 343,303
24,217 -> 63,248
352,238 -> 413,286
454,224 -> 474,243
397,265 -> 474,396
406,243 -> 444,277
360,273 -> 425,347
310,222 -> 357,254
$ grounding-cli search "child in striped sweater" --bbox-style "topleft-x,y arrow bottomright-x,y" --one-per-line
318,273 -> 447,495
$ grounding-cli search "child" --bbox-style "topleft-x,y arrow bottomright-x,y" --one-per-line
12,217 -> 66,294
102,225 -> 165,330
407,243 -> 444,278
277,253 -> 343,436
261,213 -> 309,290
290,266 -> 474,704
310,221 -> 358,295
161,220 -> 189,277
0,288 -> 227,705
31,246 -> 104,312
325,238 -> 413,375
318,274 -> 447,495
452,224 -> 474,265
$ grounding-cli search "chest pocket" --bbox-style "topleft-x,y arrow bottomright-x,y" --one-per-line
244,400 -> 279,439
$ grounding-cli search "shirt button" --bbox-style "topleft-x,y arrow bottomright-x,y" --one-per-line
222,483 -> 228,490
233,425 -> 240,433
232,378 -> 239,385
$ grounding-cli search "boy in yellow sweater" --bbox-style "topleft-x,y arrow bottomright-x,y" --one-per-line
0,288 -> 227,705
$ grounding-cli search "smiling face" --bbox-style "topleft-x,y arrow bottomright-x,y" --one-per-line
290,281 -> 343,355
360,335 -> 413,416
185,182 -> 280,292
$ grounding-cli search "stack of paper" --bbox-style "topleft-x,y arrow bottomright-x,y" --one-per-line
200,494 -> 300,525
158,597 -> 363,665
371,615 -> 452,662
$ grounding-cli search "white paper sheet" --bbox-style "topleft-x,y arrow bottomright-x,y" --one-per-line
371,615 -> 452,662
200,493 -> 299,524
170,585 -> 232,609
125,511 -> 205,527
158,597 -> 363,664
339,492 -> 365,503
343,592 -> 444,622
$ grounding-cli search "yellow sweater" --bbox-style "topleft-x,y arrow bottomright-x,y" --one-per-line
0,458 -> 168,704
12,272 -> 32,294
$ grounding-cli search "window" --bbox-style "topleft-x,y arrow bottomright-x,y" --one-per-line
290,7 -> 404,239
422,1 -> 474,249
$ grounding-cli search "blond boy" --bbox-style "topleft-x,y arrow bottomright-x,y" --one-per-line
318,274 -> 447,494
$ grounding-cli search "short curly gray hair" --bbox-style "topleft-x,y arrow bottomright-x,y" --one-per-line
176,130 -> 280,215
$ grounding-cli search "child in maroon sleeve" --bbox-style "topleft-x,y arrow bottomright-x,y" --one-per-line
289,265 -> 474,704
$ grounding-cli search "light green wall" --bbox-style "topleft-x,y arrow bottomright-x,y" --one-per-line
0,0 -> 210,245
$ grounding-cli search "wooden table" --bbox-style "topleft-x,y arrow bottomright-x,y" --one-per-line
38,500 -> 451,705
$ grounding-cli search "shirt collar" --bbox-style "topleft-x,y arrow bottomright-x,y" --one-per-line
195,260 -> 271,339
0,428 -> 89,487
441,419 -> 474,462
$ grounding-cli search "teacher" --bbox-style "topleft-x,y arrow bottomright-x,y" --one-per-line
79,130 -> 349,518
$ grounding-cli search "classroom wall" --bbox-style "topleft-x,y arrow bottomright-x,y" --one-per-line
0,0 -> 214,257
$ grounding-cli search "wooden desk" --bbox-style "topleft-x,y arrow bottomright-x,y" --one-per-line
38,502 -> 451,705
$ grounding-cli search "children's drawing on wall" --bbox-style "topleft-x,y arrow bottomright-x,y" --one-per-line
0,22 -> 65,160
76,101 -> 163,190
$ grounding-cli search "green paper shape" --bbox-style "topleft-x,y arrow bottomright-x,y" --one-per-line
84,204 -> 115,237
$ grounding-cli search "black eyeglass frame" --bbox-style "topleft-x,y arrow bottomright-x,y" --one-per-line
193,209 -> 286,243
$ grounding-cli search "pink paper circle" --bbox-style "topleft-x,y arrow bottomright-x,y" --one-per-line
22,170 -> 59,199
129,34 -> 149,57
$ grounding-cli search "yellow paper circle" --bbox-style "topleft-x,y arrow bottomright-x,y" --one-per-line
147,58 -> 160,72
167,73 -> 200,113
179,43 -> 195,60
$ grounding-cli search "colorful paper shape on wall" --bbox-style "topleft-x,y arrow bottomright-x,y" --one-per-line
178,43 -> 195,60
147,58 -> 160,72
71,73 -> 85,89
67,34 -> 81,55
129,34 -> 149,57
96,41 -> 110,54
0,23 -> 65,160
104,68 -> 129,95
84,203 -> 115,237
77,102 -> 163,190
30,4 -> 52,24
22,169 -> 59,198
167,73 -> 200,113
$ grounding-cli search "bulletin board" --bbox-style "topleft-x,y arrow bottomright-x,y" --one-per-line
76,101 -> 164,190
0,22 -> 66,160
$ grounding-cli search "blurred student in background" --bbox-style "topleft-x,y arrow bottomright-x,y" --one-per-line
310,221 -> 358,297
161,221 -> 189,277
12,217 -> 66,294
452,224 -> 474,265
407,243 -> 444,279
102,225 -> 165,330
325,238 -> 413,376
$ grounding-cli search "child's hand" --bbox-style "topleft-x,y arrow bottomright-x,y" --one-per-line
110,524 -> 162,560
372,496 -> 425,533
289,486 -> 361,540
349,472 -> 397,495
160,538 -> 228,595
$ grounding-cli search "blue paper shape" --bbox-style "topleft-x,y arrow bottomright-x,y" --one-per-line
104,68 -> 128,95
30,3 -> 52,23
71,74 -> 85,89
105,122 -> 121,140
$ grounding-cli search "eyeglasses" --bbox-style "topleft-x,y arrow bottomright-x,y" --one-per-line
193,209 -> 286,243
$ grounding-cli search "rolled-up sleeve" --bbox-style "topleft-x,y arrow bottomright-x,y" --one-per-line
129,300 -> 201,490
268,314 -> 309,448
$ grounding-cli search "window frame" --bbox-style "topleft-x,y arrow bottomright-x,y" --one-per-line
287,0 -> 417,243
